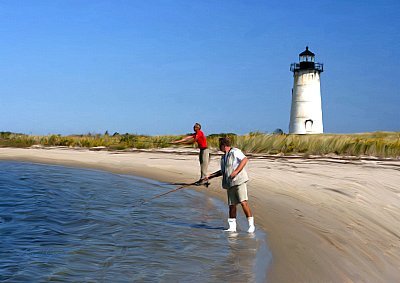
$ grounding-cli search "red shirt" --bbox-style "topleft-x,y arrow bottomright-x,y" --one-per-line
193,130 -> 207,149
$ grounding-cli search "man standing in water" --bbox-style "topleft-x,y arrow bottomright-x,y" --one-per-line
171,123 -> 210,185
205,137 -> 255,233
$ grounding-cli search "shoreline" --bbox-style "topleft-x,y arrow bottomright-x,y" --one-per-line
1,147 -> 400,282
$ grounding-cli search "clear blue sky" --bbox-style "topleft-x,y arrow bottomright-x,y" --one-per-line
1,0 -> 399,135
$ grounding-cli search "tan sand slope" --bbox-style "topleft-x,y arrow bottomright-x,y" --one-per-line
0,147 -> 399,282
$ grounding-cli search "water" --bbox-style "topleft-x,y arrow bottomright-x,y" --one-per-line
0,161 -> 271,282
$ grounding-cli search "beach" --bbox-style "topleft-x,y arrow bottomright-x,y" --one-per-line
1,147 -> 399,282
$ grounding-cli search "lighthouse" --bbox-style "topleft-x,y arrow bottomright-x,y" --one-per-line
289,47 -> 324,134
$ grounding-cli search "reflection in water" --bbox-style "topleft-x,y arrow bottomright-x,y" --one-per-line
0,161 -> 270,282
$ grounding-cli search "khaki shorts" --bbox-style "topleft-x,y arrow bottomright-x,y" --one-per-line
227,183 -> 248,205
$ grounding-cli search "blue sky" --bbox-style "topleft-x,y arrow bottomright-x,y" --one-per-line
1,0 -> 399,135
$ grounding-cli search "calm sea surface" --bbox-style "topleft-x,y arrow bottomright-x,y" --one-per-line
0,161 -> 271,282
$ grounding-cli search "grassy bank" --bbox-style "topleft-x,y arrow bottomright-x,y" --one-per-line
231,132 -> 400,159
1,131 -> 399,159
0,132 -> 178,150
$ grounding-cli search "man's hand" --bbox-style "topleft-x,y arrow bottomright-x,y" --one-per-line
229,171 -> 238,179
229,158 -> 248,179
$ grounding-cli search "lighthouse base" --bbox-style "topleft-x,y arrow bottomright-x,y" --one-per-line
289,119 -> 323,134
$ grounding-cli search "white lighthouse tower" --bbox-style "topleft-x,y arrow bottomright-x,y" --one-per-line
289,47 -> 324,134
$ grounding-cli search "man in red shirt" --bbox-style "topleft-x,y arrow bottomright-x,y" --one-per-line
172,123 -> 210,185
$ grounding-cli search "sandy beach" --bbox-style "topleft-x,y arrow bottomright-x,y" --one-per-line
1,147 -> 399,282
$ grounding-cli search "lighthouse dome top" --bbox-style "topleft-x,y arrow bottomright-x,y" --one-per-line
299,46 -> 315,63
290,46 -> 323,73
299,46 -> 315,57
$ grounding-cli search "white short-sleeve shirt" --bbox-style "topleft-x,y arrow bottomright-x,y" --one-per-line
223,148 -> 246,171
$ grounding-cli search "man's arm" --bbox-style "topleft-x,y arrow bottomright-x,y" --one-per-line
171,135 -> 195,144
230,157 -> 248,179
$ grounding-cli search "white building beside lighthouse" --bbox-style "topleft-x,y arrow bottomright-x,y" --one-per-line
289,47 -> 324,134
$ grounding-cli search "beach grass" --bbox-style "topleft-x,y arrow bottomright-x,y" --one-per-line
227,132 -> 400,158
0,132 -> 179,150
1,131 -> 399,159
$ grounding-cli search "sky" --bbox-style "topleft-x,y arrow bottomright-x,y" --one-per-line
1,0 -> 399,135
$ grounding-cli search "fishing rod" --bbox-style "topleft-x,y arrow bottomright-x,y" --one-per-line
137,180 -> 209,206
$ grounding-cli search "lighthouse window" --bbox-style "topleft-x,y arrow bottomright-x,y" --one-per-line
300,55 -> 315,62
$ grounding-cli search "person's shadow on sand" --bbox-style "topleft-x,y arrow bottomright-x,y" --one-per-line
166,221 -> 224,230
170,182 -> 193,186
171,181 -> 210,187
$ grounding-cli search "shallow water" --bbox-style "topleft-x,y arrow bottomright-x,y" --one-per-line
0,161 -> 271,282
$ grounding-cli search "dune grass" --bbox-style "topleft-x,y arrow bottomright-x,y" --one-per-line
1,131 -> 399,159
228,132 -> 400,158
0,132 -> 179,150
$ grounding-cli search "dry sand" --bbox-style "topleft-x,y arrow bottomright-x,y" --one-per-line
1,147 -> 400,282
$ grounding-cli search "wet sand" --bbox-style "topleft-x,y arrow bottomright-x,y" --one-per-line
1,147 -> 399,282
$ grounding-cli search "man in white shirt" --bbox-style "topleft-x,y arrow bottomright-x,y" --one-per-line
205,137 -> 255,233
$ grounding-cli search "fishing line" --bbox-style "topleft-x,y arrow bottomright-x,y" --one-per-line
135,181 -> 208,207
